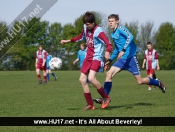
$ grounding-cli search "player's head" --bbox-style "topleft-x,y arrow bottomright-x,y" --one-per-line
46,51 -> 50,55
108,14 -> 119,30
83,11 -> 96,30
80,43 -> 85,50
38,44 -> 43,51
147,42 -> 153,50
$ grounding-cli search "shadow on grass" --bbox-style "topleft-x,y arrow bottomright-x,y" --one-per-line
67,108 -> 80,110
106,102 -> 154,110
67,102 -> 154,110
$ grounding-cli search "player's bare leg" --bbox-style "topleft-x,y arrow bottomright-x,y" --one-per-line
88,70 -> 110,109
36,69 -> 42,84
148,74 -> 153,90
79,72 -> 94,110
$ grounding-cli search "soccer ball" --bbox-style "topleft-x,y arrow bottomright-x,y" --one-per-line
49,57 -> 62,70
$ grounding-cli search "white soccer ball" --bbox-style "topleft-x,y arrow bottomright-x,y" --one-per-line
49,57 -> 62,70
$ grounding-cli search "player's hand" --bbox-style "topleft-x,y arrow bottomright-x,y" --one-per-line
117,51 -> 124,59
104,60 -> 111,71
105,51 -> 110,60
35,64 -> 37,68
73,61 -> 76,65
142,65 -> 145,69
60,40 -> 70,44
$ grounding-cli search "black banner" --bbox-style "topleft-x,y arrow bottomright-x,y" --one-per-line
0,117 -> 175,126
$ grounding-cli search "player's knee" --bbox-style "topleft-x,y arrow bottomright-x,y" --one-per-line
88,77 -> 94,83
106,71 -> 112,78
79,77 -> 86,84
137,80 -> 142,85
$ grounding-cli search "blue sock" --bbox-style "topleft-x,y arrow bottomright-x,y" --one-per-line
104,82 -> 112,95
86,79 -> 90,84
51,72 -> 56,77
47,74 -> 50,81
148,77 -> 159,86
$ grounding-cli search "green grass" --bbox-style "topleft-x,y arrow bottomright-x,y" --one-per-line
0,70 -> 175,132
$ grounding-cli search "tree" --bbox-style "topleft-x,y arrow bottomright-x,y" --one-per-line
137,21 -> 156,54
23,17 -> 50,46
154,22 -> 175,69
124,21 -> 139,44
47,22 -> 62,57
61,23 -> 77,70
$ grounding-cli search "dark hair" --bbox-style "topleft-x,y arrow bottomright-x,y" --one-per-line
108,14 -> 119,21
47,51 -> 50,54
147,42 -> 152,45
83,11 -> 96,24
38,44 -> 43,47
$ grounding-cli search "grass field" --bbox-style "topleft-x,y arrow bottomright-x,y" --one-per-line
0,70 -> 175,132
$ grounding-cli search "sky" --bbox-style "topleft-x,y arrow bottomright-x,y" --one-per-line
0,0 -> 174,29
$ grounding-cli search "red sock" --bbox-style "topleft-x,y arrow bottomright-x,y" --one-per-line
84,93 -> 93,106
37,75 -> 41,80
44,76 -> 47,81
149,85 -> 152,88
97,87 -> 109,98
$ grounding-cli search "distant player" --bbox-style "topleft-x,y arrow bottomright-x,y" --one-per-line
73,43 -> 86,68
93,14 -> 166,105
46,51 -> 57,81
142,42 -> 160,90
73,43 -> 90,84
35,45 -> 47,85
61,12 -> 112,110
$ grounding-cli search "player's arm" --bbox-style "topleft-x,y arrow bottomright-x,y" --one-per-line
98,32 -> 112,60
104,48 -> 119,70
117,27 -> 134,59
42,52 -> 47,67
155,51 -> 160,70
142,54 -> 146,69
73,58 -> 79,65
35,53 -> 38,68
142,59 -> 146,69
107,48 -> 119,64
60,30 -> 85,44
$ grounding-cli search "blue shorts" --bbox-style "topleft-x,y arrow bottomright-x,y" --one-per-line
46,66 -> 50,70
112,56 -> 140,75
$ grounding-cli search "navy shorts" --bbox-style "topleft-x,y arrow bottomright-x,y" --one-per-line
112,56 -> 140,75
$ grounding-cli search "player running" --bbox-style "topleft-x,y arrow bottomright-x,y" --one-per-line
142,42 -> 160,90
35,45 -> 47,85
93,14 -> 166,105
46,51 -> 57,81
61,11 -> 112,110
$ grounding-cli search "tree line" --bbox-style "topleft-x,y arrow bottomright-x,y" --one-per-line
0,11 -> 175,70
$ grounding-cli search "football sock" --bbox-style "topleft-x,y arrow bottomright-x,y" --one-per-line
104,82 -> 112,95
37,74 -> 41,80
97,87 -> 109,99
84,93 -> 93,106
149,85 -> 152,88
51,72 -> 56,77
47,74 -> 50,81
148,77 -> 159,86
